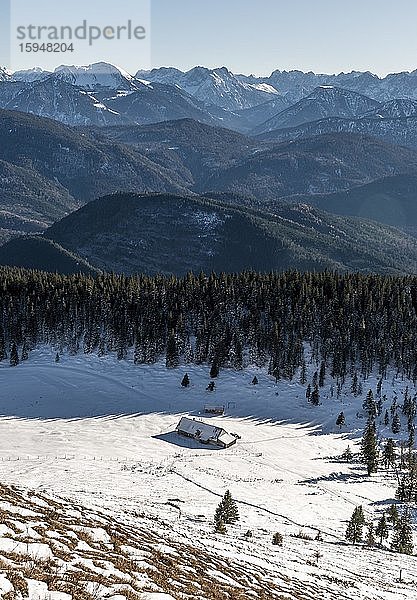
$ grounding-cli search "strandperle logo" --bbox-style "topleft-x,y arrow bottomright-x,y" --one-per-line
16,20 -> 146,47
8,0 -> 151,72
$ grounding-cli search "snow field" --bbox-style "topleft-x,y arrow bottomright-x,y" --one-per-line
0,348 -> 416,599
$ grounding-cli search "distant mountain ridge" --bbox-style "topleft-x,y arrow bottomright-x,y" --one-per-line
3,62 -> 417,277
7,62 -> 417,134
3,192 -> 417,277
202,132 -> 417,201
240,68 -> 417,103
2,109 -> 417,244
0,109 -> 189,240
135,65 -> 281,110
253,86 -> 380,134
302,174 -> 417,232
1,74 -> 229,128
257,113 -> 417,150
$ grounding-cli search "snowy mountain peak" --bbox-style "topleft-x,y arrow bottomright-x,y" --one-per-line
135,65 -> 281,111
54,62 -> 137,90
12,67 -> 51,82
213,66 -> 232,75
0,67 -> 12,81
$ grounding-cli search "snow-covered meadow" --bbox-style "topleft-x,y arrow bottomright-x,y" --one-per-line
0,348 -> 416,599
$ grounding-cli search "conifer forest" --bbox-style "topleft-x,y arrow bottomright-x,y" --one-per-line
2,267 -> 417,383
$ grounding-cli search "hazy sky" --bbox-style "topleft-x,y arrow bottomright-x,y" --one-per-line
2,0 -> 417,75
151,0 -> 417,76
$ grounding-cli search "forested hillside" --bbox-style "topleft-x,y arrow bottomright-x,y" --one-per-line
2,268 -> 417,383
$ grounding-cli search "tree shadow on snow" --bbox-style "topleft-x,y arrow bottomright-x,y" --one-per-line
302,469 -> 366,485
0,363 -> 375,438
371,498 -> 401,509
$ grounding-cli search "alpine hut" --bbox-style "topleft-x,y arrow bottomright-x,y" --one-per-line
176,417 -> 237,448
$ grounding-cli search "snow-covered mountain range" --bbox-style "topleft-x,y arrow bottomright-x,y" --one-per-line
5,62 -> 417,135
0,69 -> 231,128
253,86 -> 381,134
136,65 -> 280,110
241,68 -> 417,103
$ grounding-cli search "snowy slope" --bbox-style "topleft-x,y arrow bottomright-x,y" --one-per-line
0,349 -> 416,598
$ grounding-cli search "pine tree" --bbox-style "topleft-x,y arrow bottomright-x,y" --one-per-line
387,504 -> 400,527
306,384 -> 311,401
214,519 -> 227,534
166,333 -> 179,369
272,532 -> 283,546
336,412 -> 346,429
206,381 -> 215,391
361,419 -> 378,476
366,523 -> 376,547
342,445 -> 353,462
184,336 -> 194,364
396,476 -> 407,502
231,336 -> 243,370
251,376 -> 258,385
215,490 -> 240,525
181,373 -> 190,388
346,506 -> 365,544
351,371 -> 359,396
363,390 -> 376,419
396,456 -> 417,502
210,360 -> 219,378
0,328 -> 5,362
98,339 -> 106,358
311,384 -> 320,406
117,340 -> 127,361
391,511 -> 414,555
407,426 -> 415,455
21,342 -> 29,361
55,352 -> 60,363
319,361 -> 326,387
271,365 -> 280,383
9,343 -> 19,367
383,410 -> 390,427
300,360 -> 307,385
383,438 -> 396,468
375,514 -> 389,546
392,413 -> 401,434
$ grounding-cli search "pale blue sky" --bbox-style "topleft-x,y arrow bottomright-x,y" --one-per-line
151,0 -> 417,76
1,0 -> 417,75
